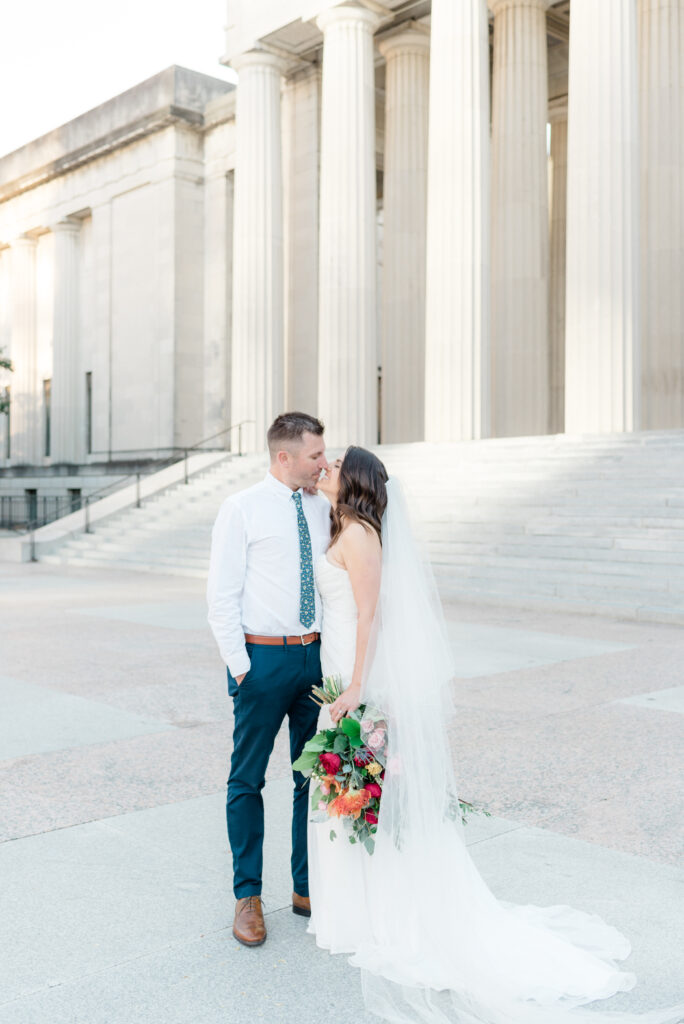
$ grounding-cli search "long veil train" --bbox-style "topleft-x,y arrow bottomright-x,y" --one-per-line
350,477 -> 683,1024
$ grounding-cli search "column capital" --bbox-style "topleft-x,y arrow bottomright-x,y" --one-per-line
488,0 -> 552,13
316,4 -> 380,34
11,234 -> 38,249
377,22 -> 431,60
230,49 -> 287,75
52,218 -> 81,236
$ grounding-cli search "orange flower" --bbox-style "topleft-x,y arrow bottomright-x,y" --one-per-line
321,773 -> 343,794
328,787 -> 371,820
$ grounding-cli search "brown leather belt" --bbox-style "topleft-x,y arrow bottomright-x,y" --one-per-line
245,632 -> 320,647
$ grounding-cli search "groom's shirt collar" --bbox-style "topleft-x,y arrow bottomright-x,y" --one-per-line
264,471 -> 302,500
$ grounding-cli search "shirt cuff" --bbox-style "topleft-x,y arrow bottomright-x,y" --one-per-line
226,648 -> 251,678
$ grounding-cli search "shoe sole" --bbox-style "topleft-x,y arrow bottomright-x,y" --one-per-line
233,929 -> 267,947
292,905 -> 311,918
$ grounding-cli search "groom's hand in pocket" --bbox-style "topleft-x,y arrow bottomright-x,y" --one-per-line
235,672 -> 247,686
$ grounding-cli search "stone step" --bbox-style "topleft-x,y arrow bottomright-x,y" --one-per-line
45,548 -> 209,571
432,560 -> 683,595
426,538 -> 684,563
55,539 -> 211,561
438,582 -> 684,625
40,553 -> 207,578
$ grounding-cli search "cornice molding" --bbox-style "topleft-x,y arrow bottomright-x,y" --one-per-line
0,105 -> 206,206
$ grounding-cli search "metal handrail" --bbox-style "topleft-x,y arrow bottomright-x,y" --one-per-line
16,419 -> 254,559
88,421 -> 254,463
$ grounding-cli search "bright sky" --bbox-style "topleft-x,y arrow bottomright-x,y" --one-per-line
1,0 -> 237,157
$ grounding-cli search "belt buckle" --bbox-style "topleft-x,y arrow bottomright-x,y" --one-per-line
300,633 -> 314,646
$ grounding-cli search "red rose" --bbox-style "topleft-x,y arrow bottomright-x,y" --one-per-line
354,747 -> 374,767
365,810 -> 378,825
364,782 -> 382,799
319,752 -> 341,774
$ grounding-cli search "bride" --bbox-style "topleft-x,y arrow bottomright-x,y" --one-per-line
307,445 -> 683,1024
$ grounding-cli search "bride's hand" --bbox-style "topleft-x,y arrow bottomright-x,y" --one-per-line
329,683 -> 362,724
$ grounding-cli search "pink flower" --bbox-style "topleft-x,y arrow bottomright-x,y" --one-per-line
364,782 -> 382,799
318,801 -> 328,811
361,718 -> 374,734
319,752 -> 341,774
320,781 -> 330,795
367,728 -> 386,750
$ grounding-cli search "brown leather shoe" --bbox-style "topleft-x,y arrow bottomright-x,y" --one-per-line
292,891 -> 311,918
233,895 -> 266,946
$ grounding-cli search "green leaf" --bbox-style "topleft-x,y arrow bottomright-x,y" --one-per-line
349,735 -> 364,749
292,750 -> 319,773
306,732 -> 331,751
333,734 -> 348,754
310,785 -> 323,808
341,717 -> 361,742
329,829 -> 337,842
363,837 -> 375,855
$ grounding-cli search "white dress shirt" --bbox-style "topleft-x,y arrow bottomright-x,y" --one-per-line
207,472 -> 331,677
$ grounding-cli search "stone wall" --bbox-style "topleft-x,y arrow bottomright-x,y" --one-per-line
0,67 -> 234,470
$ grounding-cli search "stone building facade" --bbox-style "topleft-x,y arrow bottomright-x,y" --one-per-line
1,0 -> 683,466
0,67 -> 235,468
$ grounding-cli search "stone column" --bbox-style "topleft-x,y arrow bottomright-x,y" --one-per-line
490,0 -> 551,438
51,219 -> 81,462
548,106 -> 568,434
425,0 -> 491,442
9,236 -> 39,464
317,4 -> 380,447
565,0 -> 640,434
282,66 -> 321,414
230,51 -> 285,453
378,25 -> 430,443
639,0 -> 684,428
203,167 -> 233,442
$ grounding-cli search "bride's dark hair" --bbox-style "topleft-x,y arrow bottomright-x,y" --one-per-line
330,446 -> 389,546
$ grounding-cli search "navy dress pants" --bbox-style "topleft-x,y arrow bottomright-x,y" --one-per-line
226,640 -> 321,899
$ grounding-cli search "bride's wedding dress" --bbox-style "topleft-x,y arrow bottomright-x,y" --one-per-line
307,552 -> 372,952
306,485 -> 683,1024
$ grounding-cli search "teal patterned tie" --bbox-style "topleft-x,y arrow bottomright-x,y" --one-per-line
292,491 -> 315,629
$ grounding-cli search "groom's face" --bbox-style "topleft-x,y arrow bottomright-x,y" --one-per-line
283,431 -> 328,491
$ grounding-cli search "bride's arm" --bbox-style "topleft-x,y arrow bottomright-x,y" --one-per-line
329,522 -> 382,724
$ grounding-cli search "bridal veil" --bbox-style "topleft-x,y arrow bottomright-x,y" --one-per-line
351,477 -> 683,1024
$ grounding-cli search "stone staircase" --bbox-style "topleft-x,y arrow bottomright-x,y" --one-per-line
379,431 -> 684,622
40,454 -> 268,578
40,431 -> 684,622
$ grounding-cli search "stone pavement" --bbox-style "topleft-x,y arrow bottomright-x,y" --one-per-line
0,562 -> 682,1023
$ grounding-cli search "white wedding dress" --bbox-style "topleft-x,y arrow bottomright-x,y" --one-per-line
306,510 -> 684,1024
307,553 -> 372,952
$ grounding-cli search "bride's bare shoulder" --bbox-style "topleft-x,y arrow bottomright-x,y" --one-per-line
338,520 -> 381,555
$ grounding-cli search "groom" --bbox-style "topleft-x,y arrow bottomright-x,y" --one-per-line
207,412 -> 330,947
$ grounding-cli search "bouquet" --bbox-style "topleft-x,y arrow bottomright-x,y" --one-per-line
293,675 -> 490,856
292,675 -> 387,854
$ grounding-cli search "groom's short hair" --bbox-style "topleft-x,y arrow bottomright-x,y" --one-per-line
267,412 -> 325,455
